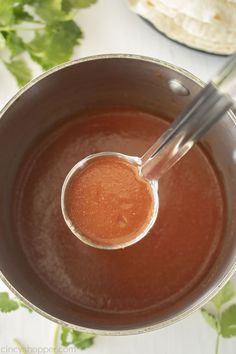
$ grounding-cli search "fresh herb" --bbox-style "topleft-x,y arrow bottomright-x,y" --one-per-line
52,324 -> 96,353
13,326 -> 95,354
212,281 -> 235,310
5,58 -> 32,86
0,292 -> 19,312
52,325 -> 61,354
52,324 -> 96,352
0,291 -> 95,351
61,326 -> 96,350
201,281 -> 236,354
0,292 -> 32,313
14,339 -> 28,354
220,304 -> 236,337
0,0 -> 97,87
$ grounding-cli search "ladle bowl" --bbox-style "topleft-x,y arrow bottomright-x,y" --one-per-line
61,151 -> 159,249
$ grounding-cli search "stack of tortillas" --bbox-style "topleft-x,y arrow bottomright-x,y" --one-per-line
128,0 -> 236,55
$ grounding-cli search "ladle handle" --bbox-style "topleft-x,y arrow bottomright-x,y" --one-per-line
141,54 -> 236,180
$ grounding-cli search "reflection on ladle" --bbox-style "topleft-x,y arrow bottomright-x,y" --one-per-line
61,54 -> 236,250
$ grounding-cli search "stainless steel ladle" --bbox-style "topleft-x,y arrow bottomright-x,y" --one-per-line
61,54 -> 236,250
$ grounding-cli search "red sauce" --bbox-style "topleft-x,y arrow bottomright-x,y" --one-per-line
64,156 -> 154,247
14,111 -> 224,315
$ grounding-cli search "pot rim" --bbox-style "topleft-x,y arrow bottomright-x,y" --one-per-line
0,53 -> 236,335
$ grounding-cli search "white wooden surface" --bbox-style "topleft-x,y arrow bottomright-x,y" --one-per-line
0,1 -> 235,353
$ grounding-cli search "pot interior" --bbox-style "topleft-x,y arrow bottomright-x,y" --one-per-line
0,57 -> 236,332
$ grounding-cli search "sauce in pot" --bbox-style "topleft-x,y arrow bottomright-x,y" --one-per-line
14,110 -> 224,314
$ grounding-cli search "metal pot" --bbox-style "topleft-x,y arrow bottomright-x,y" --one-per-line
0,55 -> 236,335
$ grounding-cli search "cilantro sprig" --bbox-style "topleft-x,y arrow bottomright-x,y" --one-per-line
0,0 -> 97,87
0,292 -> 32,313
60,326 -> 96,350
0,291 -> 95,352
201,281 -> 236,354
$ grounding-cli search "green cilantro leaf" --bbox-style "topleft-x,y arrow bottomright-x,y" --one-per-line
61,327 -> 95,350
0,0 -> 96,86
201,281 -> 236,353
34,0 -> 70,23
6,32 -> 25,56
201,308 -> 220,332
13,3 -> 34,23
19,302 -> 33,313
0,291 -> 33,313
0,32 -> 6,49
61,327 -> 71,346
212,282 -> 235,310
5,58 -> 32,86
220,304 -> 236,338
62,0 -> 96,11
73,0 -> 97,7
0,1 -> 34,27
0,292 -> 19,313
72,331 -> 96,350
0,2 -> 14,26
27,20 -> 82,70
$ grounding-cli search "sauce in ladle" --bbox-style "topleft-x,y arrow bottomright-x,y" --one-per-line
63,156 -> 155,247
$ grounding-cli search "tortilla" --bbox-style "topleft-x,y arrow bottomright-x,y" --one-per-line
128,0 -> 236,55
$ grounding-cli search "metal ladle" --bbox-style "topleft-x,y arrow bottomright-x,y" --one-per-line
61,54 -> 236,250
